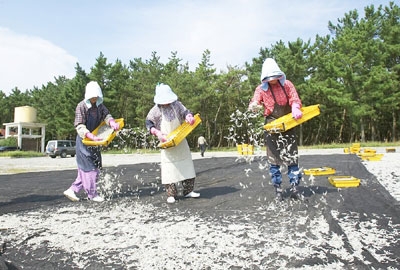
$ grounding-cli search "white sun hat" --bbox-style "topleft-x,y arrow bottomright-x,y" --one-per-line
260,58 -> 286,91
153,83 -> 178,105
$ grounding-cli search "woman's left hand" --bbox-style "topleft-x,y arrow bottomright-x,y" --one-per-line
109,119 -> 120,130
185,114 -> 195,125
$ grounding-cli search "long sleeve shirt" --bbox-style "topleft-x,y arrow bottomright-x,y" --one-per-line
145,101 -> 191,132
249,80 -> 301,117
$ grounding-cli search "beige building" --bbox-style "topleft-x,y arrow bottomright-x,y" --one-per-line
2,106 -> 46,152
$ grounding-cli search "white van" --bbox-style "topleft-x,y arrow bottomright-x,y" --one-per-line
46,140 -> 76,158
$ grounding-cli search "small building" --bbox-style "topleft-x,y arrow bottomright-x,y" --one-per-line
3,106 -> 46,152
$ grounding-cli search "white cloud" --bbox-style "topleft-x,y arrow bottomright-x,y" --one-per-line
0,27 -> 77,95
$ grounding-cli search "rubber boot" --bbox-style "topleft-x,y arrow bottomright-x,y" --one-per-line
288,164 -> 301,199
290,183 -> 299,199
274,184 -> 283,201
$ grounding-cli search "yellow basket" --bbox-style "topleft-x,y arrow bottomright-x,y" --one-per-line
304,167 -> 336,176
237,144 -> 243,155
361,154 -> 384,161
248,145 -> 254,155
352,143 -> 361,148
363,148 -> 376,154
82,118 -> 125,146
328,176 -> 360,188
158,114 -> 202,149
237,144 -> 254,155
242,144 -> 248,155
263,104 -> 320,133
350,147 -> 361,154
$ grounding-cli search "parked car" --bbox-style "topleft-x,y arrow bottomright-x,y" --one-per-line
46,140 -> 76,158
0,146 -> 19,152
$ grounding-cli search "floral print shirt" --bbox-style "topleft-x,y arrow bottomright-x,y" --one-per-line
145,101 -> 192,131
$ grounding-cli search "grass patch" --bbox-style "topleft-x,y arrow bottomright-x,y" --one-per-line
0,151 -> 46,158
299,141 -> 400,149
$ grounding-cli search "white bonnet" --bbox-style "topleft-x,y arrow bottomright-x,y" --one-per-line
260,58 -> 286,91
84,81 -> 104,107
153,83 -> 178,105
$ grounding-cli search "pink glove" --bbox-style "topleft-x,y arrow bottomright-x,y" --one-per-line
150,127 -> 167,142
86,132 -> 102,141
292,103 -> 303,120
185,114 -> 195,125
109,119 -> 120,131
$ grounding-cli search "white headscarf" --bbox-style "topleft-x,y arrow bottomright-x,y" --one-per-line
84,81 -> 104,108
260,58 -> 286,91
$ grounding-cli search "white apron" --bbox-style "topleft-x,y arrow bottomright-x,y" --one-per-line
160,110 -> 196,184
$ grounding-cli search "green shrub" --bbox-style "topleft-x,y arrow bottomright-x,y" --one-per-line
0,137 -> 18,147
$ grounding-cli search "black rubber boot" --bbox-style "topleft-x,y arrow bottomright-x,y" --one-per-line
290,183 -> 299,199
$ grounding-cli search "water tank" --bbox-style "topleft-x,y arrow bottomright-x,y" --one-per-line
14,106 -> 37,123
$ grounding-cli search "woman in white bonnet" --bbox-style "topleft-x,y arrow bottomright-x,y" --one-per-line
146,83 -> 200,204
63,81 -> 120,202
249,58 -> 303,201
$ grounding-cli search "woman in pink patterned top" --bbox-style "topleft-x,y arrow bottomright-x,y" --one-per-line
249,58 -> 303,201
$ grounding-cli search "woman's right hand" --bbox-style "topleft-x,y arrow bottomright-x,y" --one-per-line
86,132 -> 102,141
150,128 -> 168,142
248,101 -> 262,113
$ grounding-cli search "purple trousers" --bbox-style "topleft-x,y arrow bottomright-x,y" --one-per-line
70,168 -> 99,199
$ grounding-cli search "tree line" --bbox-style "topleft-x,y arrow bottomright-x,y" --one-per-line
0,2 -> 399,150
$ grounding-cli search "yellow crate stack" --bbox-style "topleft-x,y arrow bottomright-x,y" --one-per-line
237,144 -> 254,155
344,143 -> 384,161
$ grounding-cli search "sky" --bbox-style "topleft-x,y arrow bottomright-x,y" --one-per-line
0,0 -> 393,95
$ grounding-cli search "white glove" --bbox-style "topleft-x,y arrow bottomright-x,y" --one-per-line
249,101 -> 262,112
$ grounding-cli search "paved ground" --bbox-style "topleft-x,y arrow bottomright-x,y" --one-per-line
0,149 -> 399,269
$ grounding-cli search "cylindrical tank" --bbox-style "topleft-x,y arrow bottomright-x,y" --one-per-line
14,106 -> 37,123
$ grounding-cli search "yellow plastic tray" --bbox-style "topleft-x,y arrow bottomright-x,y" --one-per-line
350,147 -> 361,154
328,176 -> 360,188
82,118 -> 125,146
360,154 -> 383,161
363,148 -> 376,154
304,167 -> 336,176
158,114 -> 202,149
263,104 -> 320,133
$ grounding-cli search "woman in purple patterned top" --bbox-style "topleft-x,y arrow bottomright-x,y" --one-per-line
63,81 -> 120,203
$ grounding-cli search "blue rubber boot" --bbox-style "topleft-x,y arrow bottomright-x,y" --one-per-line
288,164 -> 302,199
270,164 -> 283,201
